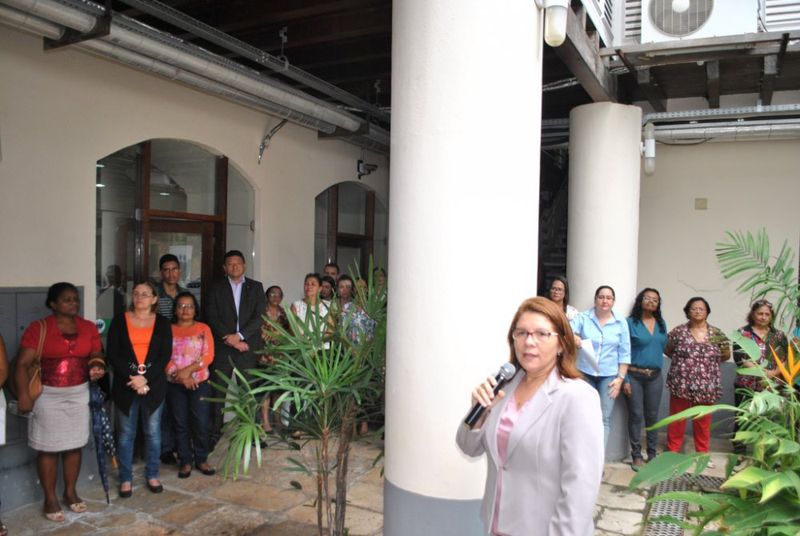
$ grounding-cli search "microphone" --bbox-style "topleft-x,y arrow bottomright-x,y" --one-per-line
463,363 -> 517,427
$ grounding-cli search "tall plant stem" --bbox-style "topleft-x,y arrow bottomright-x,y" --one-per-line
321,427 -> 333,533
315,447 -> 324,536
334,411 -> 355,535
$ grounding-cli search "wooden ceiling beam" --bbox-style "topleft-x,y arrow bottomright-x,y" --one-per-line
760,54 -> 778,105
636,67 -> 666,112
552,5 -> 616,102
211,0 -> 386,35
705,60 -> 720,108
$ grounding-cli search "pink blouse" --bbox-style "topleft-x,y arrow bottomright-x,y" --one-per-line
491,395 -> 529,535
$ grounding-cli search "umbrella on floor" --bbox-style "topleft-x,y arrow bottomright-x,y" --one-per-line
89,381 -> 117,504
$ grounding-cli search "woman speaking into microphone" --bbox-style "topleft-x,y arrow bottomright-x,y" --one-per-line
456,297 -> 604,536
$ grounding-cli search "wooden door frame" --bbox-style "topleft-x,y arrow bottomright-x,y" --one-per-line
133,140 -> 228,293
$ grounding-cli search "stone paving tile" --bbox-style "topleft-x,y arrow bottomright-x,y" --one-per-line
596,483 -> 647,511
34,521 -> 99,536
346,481 -> 384,512
158,498 -> 221,525
212,480 -> 308,512
596,508 -> 647,535
182,504 -> 277,535
246,520 -> 320,535
82,510 -> 138,529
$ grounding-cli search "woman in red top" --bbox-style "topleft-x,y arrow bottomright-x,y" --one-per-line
15,283 -> 105,522
107,281 -> 172,498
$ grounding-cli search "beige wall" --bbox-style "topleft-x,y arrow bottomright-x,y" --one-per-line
637,139 -> 800,334
0,28 -> 388,315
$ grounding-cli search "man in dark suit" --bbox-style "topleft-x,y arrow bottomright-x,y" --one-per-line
205,250 -> 266,441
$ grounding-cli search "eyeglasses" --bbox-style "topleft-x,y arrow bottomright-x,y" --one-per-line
549,287 -> 565,293
642,297 -> 660,304
133,292 -> 154,299
512,329 -> 558,343
753,299 -> 773,308
689,307 -> 707,313
177,304 -> 195,309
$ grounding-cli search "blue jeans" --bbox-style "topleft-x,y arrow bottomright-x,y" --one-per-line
117,398 -> 164,482
167,381 -> 211,466
582,374 -> 616,449
625,369 -> 663,460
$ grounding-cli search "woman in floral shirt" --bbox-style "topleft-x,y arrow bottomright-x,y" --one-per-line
665,297 -> 730,457
731,299 -> 788,454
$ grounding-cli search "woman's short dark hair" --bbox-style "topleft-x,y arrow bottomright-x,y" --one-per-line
46,282 -> 79,309
594,285 -> 615,299
507,297 -> 580,380
630,288 -> 666,332
304,273 -> 321,285
321,275 -> 336,289
746,299 -> 774,327
265,285 -> 283,299
338,274 -> 354,286
683,296 -> 711,318
548,275 -> 570,313
172,291 -> 199,323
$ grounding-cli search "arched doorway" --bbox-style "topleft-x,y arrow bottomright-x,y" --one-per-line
95,139 -> 254,331
314,181 -> 388,278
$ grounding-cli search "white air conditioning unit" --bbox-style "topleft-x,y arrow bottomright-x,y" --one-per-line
640,0 -> 758,43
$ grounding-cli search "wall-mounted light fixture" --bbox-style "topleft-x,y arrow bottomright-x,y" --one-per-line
535,0 -> 569,47
642,122 -> 656,175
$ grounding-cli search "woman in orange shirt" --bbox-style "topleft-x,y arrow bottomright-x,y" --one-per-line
107,281 -> 172,498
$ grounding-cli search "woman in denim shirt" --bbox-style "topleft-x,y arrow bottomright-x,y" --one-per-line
570,285 -> 631,449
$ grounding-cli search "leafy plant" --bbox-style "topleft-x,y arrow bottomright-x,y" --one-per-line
716,229 -> 799,330
629,230 -> 800,534
214,258 -> 387,536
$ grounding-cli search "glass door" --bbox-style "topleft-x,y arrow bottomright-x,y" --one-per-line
147,220 -> 214,306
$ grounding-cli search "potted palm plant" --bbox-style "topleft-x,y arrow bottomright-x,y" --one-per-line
211,262 -> 387,536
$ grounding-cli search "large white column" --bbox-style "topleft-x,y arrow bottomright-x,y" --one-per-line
567,102 -> 642,461
385,1 -> 543,534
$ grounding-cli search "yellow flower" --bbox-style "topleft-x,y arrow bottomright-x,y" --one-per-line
772,344 -> 800,386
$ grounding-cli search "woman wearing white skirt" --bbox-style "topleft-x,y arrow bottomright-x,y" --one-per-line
15,283 -> 105,523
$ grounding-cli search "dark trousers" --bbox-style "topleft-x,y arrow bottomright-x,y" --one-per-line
167,381 -> 211,465
626,369 -> 664,460
160,399 -> 175,455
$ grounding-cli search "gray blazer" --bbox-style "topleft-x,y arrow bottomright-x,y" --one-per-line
456,368 -> 604,536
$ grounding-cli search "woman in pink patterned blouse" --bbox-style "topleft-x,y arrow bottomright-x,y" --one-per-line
665,296 -> 730,457
167,292 -> 215,479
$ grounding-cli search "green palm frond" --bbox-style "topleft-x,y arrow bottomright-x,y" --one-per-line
716,229 -> 799,330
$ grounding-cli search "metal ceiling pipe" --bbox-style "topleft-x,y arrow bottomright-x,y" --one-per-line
0,4 -> 339,134
1,0 -> 364,133
115,0 -> 391,124
643,104 -> 800,124
653,119 -> 800,143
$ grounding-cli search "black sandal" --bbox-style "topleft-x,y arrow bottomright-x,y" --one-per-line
178,464 -> 192,479
195,462 -> 216,476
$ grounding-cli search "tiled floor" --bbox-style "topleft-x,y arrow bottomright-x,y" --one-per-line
1,435 -> 735,535
1,436 -> 385,536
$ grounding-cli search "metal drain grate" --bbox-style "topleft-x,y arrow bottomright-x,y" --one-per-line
644,474 -> 726,536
